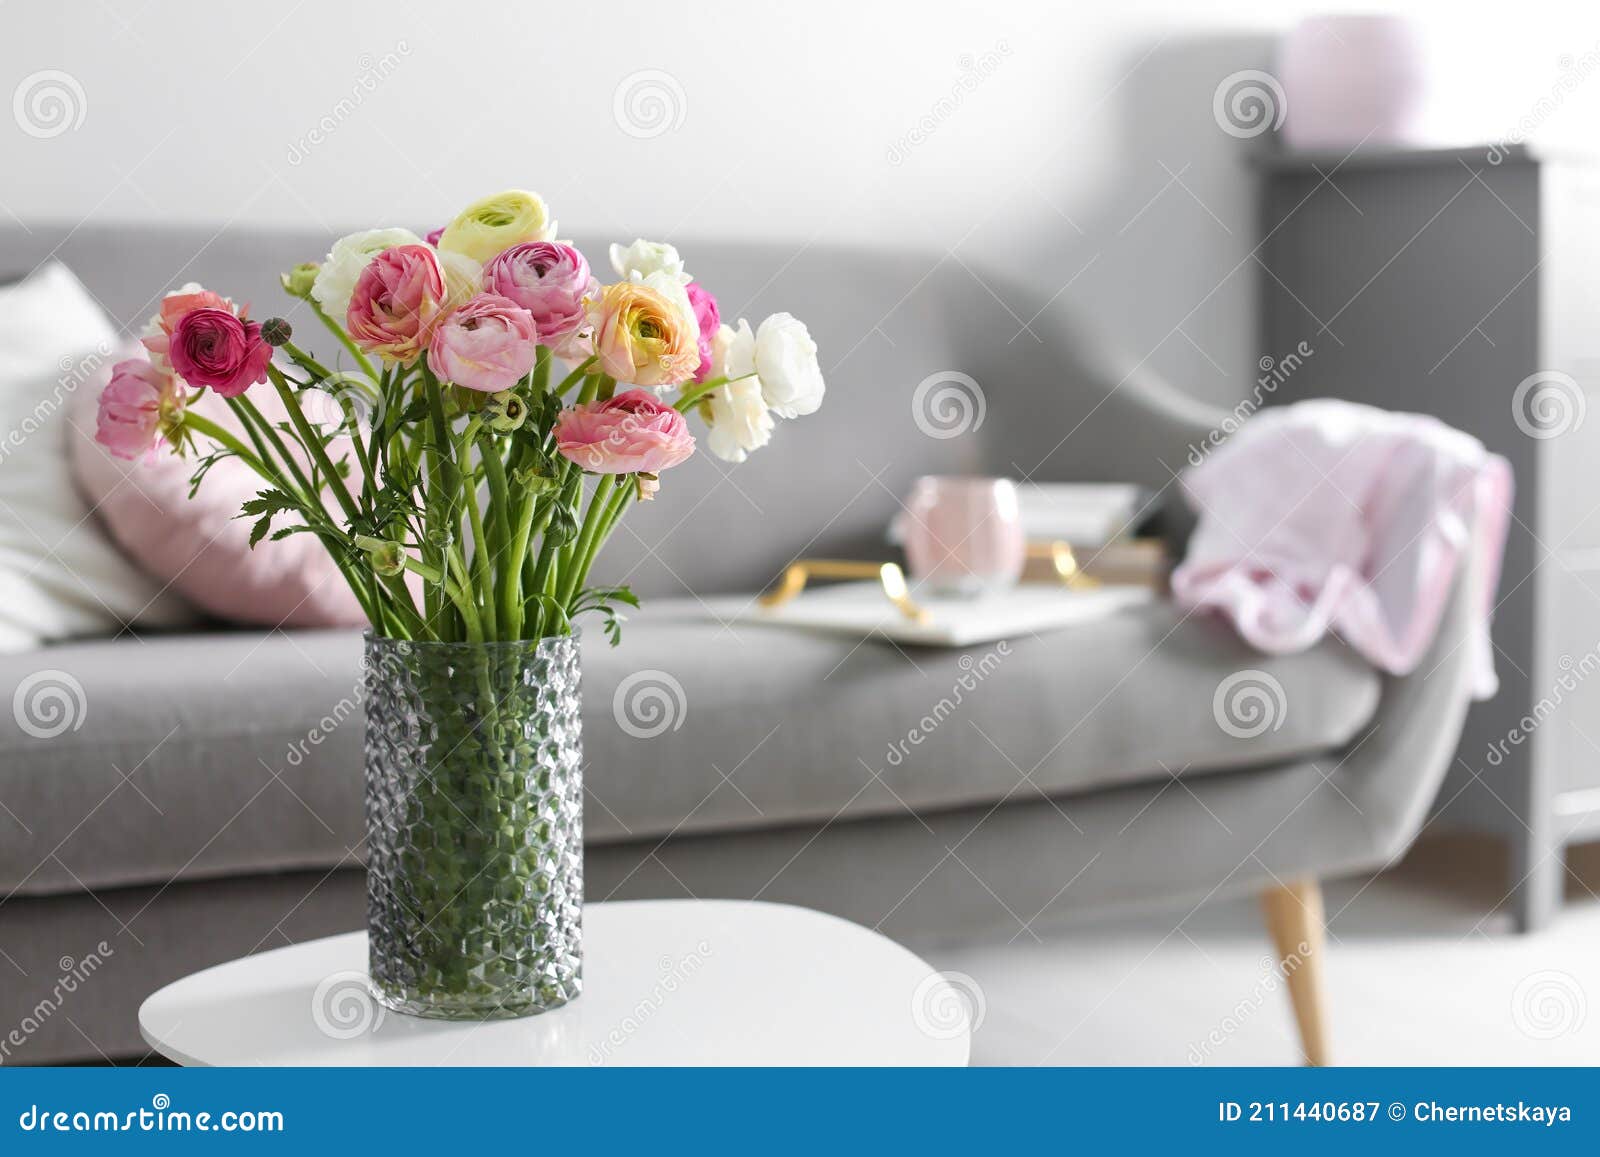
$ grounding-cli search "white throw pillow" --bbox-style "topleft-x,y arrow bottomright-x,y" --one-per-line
0,262 -> 194,650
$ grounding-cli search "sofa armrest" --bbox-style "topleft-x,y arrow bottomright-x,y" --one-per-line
1329,530 -> 1489,863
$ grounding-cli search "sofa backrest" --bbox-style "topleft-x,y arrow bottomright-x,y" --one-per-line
0,225 -> 1224,598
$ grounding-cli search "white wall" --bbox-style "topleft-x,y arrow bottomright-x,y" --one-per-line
3,0 -> 1598,405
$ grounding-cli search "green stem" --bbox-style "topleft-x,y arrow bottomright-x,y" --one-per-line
481,440 -> 522,635
180,413 -> 276,485
269,366 -> 361,526
187,407 -> 384,627
279,339 -> 337,383
423,370 -> 461,642
185,410 -> 384,628
525,465 -> 577,636
455,420 -> 497,639
216,400 -> 285,490
308,301 -> 379,381
272,342 -> 377,493
570,478 -> 635,601
443,548 -> 482,642
230,395 -> 316,501
374,574 -> 426,639
555,355 -> 597,396
674,373 -> 747,413
556,475 -> 616,609
533,345 -> 552,394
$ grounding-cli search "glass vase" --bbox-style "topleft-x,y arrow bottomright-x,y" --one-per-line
362,633 -> 583,1019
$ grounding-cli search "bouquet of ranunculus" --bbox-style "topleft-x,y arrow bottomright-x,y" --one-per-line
95,188 -> 824,644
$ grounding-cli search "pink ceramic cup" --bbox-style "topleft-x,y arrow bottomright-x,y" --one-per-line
902,476 -> 1026,597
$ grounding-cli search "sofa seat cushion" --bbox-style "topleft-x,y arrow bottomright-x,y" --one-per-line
0,598 -> 1380,896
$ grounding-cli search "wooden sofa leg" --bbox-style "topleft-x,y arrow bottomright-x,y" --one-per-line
1260,878 -> 1329,1066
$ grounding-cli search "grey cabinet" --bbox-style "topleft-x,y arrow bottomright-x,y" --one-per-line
1255,144 -> 1600,931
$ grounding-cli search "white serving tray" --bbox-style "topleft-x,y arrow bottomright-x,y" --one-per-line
703,581 -> 1154,647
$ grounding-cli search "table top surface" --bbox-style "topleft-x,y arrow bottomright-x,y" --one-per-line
138,899 -> 970,1066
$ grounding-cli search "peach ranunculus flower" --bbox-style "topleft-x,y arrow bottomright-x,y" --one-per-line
346,244 -> 447,365
554,388 -> 695,477
586,282 -> 701,388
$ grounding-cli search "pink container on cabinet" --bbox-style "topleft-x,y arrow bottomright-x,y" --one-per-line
1278,15 -> 1428,150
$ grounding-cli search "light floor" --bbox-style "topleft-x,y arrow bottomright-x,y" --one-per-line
918,835 -> 1600,1066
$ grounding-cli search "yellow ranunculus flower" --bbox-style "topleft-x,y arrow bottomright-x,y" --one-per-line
437,190 -> 556,264
588,282 -> 701,388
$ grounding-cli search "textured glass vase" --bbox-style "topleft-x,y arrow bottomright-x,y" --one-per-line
363,633 -> 583,1019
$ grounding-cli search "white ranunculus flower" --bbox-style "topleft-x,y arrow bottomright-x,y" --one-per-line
609,239 -> 690,285
754,312 -> 824,418
711,319 -> 756,381
310,227 -> 424,320
706,373 -> 774,463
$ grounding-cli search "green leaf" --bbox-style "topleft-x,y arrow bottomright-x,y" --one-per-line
545,501 -> 579,546
239,488 -> 302,518
269,524 -> 320,542
388,397 -> 431,436
571,584 -> 638,615
186,453 -> 226,499
571,584 -> 639,647
248,513 -> 274,549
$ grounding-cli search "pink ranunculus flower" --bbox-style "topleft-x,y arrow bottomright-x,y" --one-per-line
168,308 -> 273,397
685,282 -> 720,383
346,244 -> 447,365
141,285 -> 240,370
427,293 -> 540,393
95,359 -> 185,460
554,388 -> 696,475
482,242 -> 598,347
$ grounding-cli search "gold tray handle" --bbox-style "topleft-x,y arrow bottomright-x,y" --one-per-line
1027,540 -> 1100,590
760,559 -> 928,623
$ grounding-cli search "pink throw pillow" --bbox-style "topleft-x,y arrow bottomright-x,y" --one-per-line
69,358 -> 370,629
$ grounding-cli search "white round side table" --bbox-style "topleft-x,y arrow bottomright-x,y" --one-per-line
138,899 -> 970,1066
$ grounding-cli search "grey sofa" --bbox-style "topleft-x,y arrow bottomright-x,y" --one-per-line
0,225 -> 1486,1065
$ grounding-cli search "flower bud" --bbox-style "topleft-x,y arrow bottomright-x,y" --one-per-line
635,471 -> 660,502
281,262 -> 320,300
366,539 -> 407,578
484,390 -> 528,433
260,317 -> 293,347
512,461 -> 559,495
